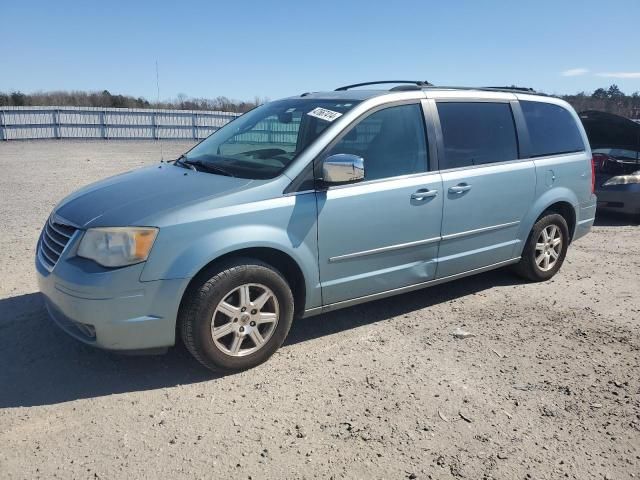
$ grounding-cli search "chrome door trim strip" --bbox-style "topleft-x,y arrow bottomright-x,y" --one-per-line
327,221 -> 520,263
328,236 -> 441,263
436,156 -> 532,174
577,217 -> 595,225
301,306 -> 323,318
326,169 -> 442,192
283,189 -> 316,197
441,221 -> 520,241
302,257 -> 521,317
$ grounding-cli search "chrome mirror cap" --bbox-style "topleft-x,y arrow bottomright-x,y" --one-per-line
322,154 -> 365,184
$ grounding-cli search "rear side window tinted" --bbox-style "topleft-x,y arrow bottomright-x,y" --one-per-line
521,101 -> 585,157
436,102 -> 518,169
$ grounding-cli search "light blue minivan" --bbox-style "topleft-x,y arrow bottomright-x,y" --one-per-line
36,81 -> 597,371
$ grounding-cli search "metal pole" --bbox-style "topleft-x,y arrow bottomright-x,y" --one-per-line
100,110 -> 106,139
53,109 -> 60,139
152,111 -> 157,139
0,110 -> 5,141
192,113 -> 197,139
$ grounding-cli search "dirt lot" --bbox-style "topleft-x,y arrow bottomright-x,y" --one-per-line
0,140 -> 638,480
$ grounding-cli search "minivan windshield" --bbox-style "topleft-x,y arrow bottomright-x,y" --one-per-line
181,98 -> 361,179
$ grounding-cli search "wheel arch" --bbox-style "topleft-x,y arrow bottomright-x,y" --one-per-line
516,188 -> 579,256
179,246 -> 308,320
540,201 -> 576,241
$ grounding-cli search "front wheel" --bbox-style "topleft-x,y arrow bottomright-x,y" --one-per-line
514,212 -> 570,282
179,258 -> 294,372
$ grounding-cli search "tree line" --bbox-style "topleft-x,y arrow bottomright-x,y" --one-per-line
1,85 -> 639,118
0,90 -> 265,113
562,84 -> 640,119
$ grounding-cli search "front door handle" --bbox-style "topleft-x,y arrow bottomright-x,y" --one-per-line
448,183 -> 472,194
411,189 -> 438,200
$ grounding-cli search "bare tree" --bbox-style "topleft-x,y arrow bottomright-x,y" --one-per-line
0,90 -> 264,112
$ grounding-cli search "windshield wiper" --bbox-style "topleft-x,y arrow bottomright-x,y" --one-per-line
174,154 -> 197,171
180,158 -> 236,177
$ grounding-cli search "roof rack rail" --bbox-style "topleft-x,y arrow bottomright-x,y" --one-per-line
332,82 -> 544,96
423,85 -> 544,96
335,80 -> 433,91
483,86 -> 537,93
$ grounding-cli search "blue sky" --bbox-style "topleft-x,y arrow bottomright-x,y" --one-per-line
2,0 -> 639,101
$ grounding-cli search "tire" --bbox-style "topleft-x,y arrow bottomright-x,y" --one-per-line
179,258 -> 294,372
513,212 -> 570,282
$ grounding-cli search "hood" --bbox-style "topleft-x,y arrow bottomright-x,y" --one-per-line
579,110 -> 640,151
55,164 -> 254,228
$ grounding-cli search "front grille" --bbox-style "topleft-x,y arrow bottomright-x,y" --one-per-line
38,215 -> 78,272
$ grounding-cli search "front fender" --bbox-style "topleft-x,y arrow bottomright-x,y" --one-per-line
140,193 -> 321,310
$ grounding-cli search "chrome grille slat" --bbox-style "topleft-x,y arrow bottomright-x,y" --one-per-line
45,224 -> 70,246
55,222 -> 75,236
38,249 -> 55,270
41,240 -> 60,262
39,244 -> 58,266
38,215 -> 78,272
43,225 -> 66,247
42,234 -> 63,256
48,220 -> 73,239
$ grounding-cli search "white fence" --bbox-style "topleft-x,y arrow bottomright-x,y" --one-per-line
0,106 -> 241,141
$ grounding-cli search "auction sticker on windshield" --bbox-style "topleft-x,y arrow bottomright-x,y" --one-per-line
307,107 -> 343,122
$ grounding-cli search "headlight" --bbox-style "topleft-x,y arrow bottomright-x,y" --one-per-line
602,170 -> 640,186
77,227 -> 158,267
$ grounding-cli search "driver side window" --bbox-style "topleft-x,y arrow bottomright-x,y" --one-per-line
327,103 -> 428,181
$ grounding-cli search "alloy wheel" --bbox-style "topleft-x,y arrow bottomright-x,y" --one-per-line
535,225 -> 563,272
210,283 -> 280,357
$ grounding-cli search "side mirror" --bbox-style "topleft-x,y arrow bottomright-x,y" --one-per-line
321,154 -> 365,185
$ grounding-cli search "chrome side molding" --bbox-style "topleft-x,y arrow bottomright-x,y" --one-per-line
303,257 -> 521,317
328,221 -> 520,263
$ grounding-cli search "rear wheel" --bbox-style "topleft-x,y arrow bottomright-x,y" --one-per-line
514,212 -> 569,282
179,258 -> 294,372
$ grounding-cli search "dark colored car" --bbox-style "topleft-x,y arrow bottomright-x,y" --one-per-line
580,110 -> 640,218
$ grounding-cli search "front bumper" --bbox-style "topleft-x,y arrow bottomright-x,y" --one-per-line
596,185 -> 640,216
36,253 -> 190,351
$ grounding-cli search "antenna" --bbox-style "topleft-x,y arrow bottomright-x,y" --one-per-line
155,60 -> 164,161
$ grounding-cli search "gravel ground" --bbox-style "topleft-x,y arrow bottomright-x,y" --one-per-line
0,140 -> 638,480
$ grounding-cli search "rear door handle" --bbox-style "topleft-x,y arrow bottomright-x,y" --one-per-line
411,189 -> 438,200
448,183 -> 472,194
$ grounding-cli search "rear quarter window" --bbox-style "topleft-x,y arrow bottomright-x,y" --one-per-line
521,101 -> 585,157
